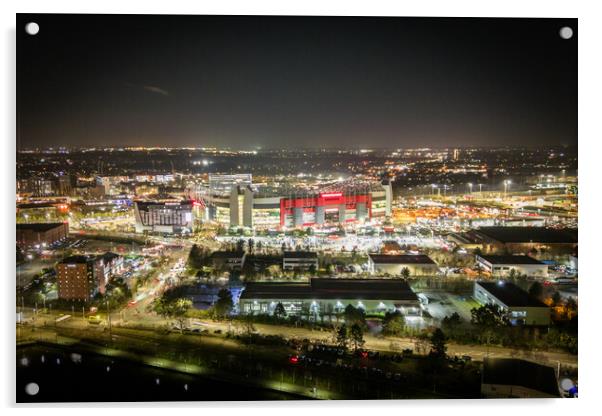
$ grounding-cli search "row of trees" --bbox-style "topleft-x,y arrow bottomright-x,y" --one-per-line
433,302 -> 578,354
335,323 -> 365,351
150,287 -> 235,330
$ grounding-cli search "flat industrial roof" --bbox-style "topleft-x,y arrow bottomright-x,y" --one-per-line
478,255 -> 545,265
476,227 -> 577,244
482,358 -> 559,397
476,281 -> 548,308
17,203 -> 60,209
283,251 -> 318,259
16,222 -> 66,232
368,254 -> 436,265
245,255 -> 281,264
58,255 -> 92,264
209,251 -> 245,259
240,278 -> 419,301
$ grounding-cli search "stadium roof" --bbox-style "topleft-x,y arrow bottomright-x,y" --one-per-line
368,254 -> 436,265
476,281 -> 548,307
482,358 -> 560,397
476,227 -> 577,244
478,255 -> 545,265
240,278 -> 419,301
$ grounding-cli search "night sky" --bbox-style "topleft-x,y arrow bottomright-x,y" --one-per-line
17,14 -> 577,150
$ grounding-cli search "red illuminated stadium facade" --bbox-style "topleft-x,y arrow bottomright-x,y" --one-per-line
280,192 -> 373,227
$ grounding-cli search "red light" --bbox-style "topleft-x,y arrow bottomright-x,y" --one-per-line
289,356 -> 299,364
361,351 -> 368,358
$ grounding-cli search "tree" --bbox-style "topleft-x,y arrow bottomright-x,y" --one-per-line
236,239 -> 245,252
441,312 -> 462,332
382,311 -> 406,336
552,291 -> 562,308
401,267 -> 410,279
273,302 -> 287,319
471,304 -> 506,328
566,297 -> 578,316
188,244 -> 207,269
336,324 -> 349,349
528,281 -> 544,300
239,314 -> 256,336
214,288 -> 233,318
150,295 -> 192,333
470,304 -> 507,345
242,260 -> 258,281
350,323 -> 365,351
344,304 -> 365,326
429,328 -> 447,359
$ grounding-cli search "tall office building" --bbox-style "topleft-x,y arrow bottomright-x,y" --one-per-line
56,256 -> 104,302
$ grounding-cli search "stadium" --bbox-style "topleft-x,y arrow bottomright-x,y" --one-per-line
195,174 -> 392,230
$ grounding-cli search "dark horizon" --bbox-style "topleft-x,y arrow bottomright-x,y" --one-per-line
17,143 -> 578,152
17,14 -> 577,150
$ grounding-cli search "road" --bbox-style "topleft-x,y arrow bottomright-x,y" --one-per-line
24,306 -> 577,370
16,258 -> 56,289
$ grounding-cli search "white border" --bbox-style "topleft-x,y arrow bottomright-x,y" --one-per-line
2,0 -> 602,415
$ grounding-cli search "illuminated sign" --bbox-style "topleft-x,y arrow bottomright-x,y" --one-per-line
320,193 -> 343,198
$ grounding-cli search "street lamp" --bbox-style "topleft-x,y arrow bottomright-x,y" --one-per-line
478,183 -> 483,194
503,180 -> 512,198
467,183 -> 473,195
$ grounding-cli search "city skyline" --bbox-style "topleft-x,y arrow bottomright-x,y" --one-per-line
17,15 -> 577,150
16,14 -> 578,402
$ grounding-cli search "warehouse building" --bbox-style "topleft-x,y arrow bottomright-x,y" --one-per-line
474,281 -> 550,326
16,222 -> 69,249
209,251 -> 246,271
367,254 -> 439,276
473,227 -> 577,254
476,255 -> 548,277
282,251 -> 319,271
239,278 -> 421,318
